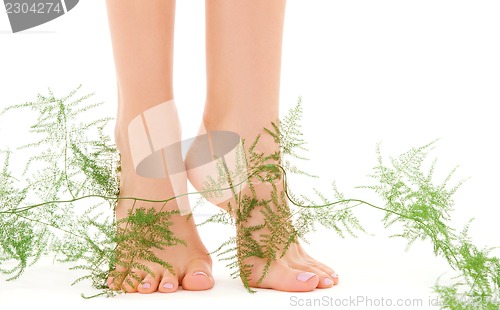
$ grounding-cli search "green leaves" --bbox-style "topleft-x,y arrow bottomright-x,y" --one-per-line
0,87 -> 115,291
0,150 -> 47,281
364,141 -> 460,252
0,87 -> 181,297
1,88 -> 498,308
107,207 -> 184,294
208,98 -> 499,307
0,214 -> 49,281
363,142 -> 499,308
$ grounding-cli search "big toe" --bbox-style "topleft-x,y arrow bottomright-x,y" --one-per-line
294,264 -> 335,289
181,258 -> 214,291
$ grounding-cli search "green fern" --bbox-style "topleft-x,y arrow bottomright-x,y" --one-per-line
0,150 -> 49,281
207,98 -> 500,307
0,86 -> 184,298
108,206 -> 184,292
0,87 -> 499,309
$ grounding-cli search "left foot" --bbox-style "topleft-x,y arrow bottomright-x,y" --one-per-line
232,180 -> 340,292
186,118 -> 339,292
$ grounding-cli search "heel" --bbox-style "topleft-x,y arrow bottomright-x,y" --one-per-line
185,123 -> 248,208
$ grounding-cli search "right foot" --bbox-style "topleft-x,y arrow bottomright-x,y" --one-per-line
107,128 -> 214,294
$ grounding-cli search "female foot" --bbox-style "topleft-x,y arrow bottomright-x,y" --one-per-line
186,119 -> 339,292
236,183 -> 340,292
200,0 -> 338,292
107,134 -> 214,294
105,0 -> 214,293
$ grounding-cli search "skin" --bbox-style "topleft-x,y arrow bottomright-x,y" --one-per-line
105,0 -> 338,293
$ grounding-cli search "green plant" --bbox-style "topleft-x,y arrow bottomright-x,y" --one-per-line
0,86 -> 183,298
0,87 -> 498,308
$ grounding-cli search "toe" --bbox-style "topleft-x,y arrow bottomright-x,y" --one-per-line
255,260 -> 319,292
158,270 -> 179,293
330,271 -> 339,285
107,276 -> 114,289
181,258 -> 214,291
306,260 -> 339,286
122,270 -> 143,293
137,272 -> 160,294
295,264 -> 334,289
107,267 -> 126,290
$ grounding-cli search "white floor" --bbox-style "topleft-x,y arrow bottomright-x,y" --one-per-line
0,219 -> 461,310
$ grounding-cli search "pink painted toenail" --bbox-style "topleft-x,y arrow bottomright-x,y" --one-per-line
324,278 -> 333,286
141,282 -> 151,289
297,272 -> 317,282
192,271 -> 208,277
331,273 -> 339,278
163,282 -> 174,289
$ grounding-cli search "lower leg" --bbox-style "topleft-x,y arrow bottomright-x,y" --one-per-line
204,0 -> 283,147
204,0 -> 338,291
105,0 -> 213,293
106,0 -> 175,149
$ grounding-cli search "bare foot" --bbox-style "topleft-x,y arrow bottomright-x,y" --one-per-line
107,131 -> 214,294
235,182 -> 339,292
186,120 -> 339,292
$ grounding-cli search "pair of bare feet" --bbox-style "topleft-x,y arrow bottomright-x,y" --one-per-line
108,118 -> 339,294
104,0 -> 329,294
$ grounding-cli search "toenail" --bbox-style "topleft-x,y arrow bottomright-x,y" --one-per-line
331,273 -> 339,278
324,278 -> 333,286
297,272 -> 317,282
192,271 -> 208,277
141,282 -> 151,289
163,282 -> 174,289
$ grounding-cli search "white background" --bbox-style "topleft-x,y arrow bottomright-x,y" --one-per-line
1,1 -> 499,309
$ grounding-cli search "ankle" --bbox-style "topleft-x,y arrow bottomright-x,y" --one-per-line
202,111 -> 279,155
